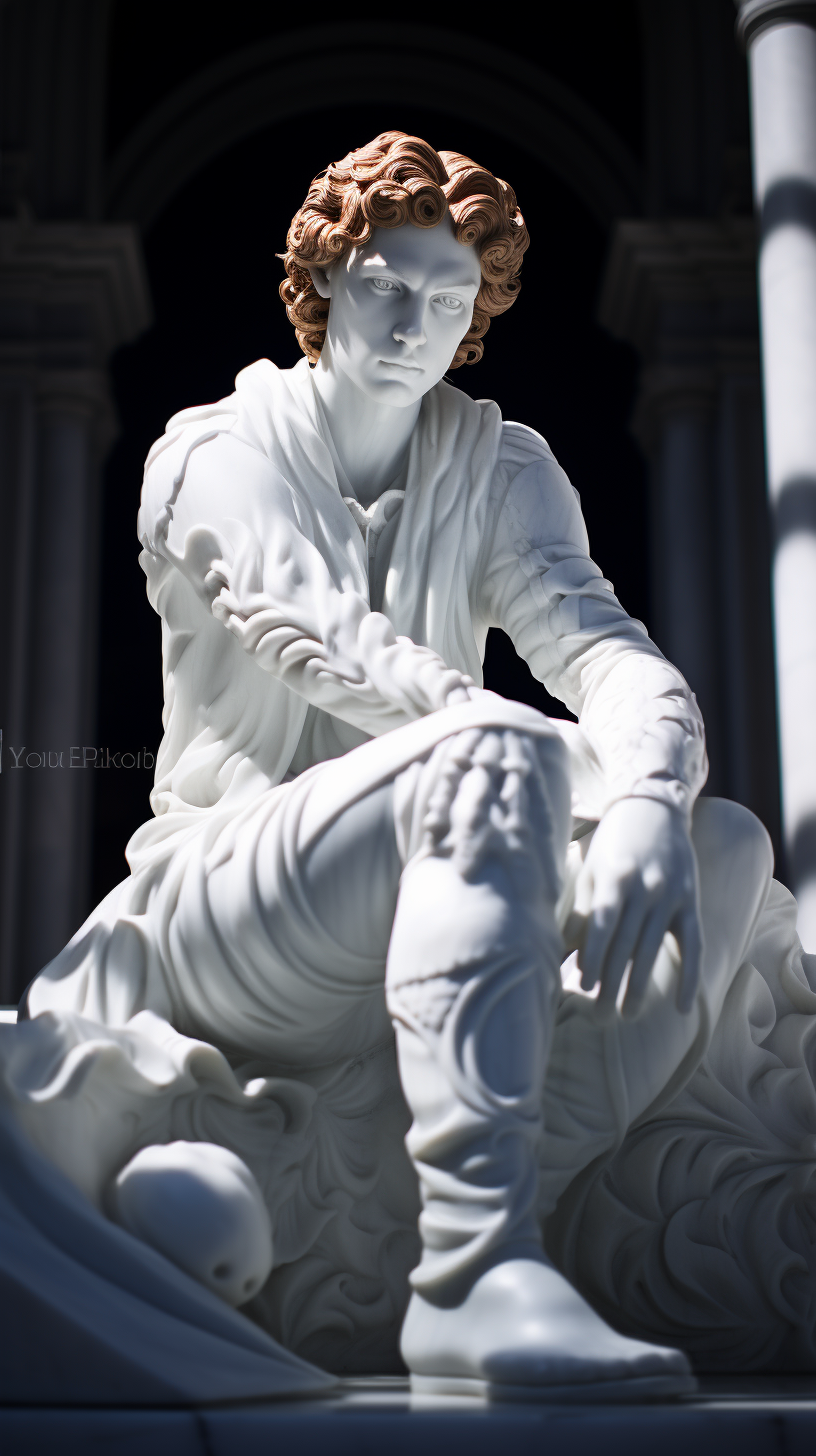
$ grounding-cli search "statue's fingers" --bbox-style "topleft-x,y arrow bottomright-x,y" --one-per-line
577,888 -> 621,992
572,860 -> 594,920
561,907 -> 589,955
450,727 -> 493,765
424,730 -> 502,856
594,892 -> 648,1020
675,905 -> 703,1013
423,732 -> 480,835
621,904 -> 672,1019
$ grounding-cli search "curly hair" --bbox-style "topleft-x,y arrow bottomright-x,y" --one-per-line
280,131 -> 529,369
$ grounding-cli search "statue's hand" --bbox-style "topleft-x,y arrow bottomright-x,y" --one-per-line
572,798 -> 702,1020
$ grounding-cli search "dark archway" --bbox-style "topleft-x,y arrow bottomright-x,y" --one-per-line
104,24 -> 643,232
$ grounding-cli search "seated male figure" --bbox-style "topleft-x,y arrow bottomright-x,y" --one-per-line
26,133 -> 774,1400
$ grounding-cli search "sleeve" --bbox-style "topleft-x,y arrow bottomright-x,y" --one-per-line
479,446 -> 708,821
150,431 -> 475,737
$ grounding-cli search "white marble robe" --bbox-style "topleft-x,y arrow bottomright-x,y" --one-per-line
20,357 -> 816,1374
28,356 -> 706,1024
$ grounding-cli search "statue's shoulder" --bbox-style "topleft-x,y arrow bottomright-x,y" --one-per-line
432,384 -> 561,483
490,418 -> 587,548
231,357 -> 314,454
137,359 -> 307,552
432,377 -> 502,435
496,418 -> 558,476
138,389 -> 240,555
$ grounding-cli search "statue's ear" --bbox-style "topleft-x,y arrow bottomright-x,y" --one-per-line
308,266 -> 331,299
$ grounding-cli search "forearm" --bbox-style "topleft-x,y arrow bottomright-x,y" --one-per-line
485,488 -> 707,820
576,650 -> 707,821
213,579 -> 475,736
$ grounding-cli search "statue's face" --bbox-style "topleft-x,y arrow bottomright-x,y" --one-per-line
310,216 -> 482,406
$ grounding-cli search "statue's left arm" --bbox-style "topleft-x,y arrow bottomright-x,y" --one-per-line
479,432 -> 707,1015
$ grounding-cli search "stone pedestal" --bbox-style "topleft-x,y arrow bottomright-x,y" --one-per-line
598,218 -> 779,844
1,1377 -> 816,1455
0,222 -> 150,1001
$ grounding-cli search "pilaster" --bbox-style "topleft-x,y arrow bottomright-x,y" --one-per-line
736,0 -> 816,943
599,217 -> 779,845
0,222 -> 151,1000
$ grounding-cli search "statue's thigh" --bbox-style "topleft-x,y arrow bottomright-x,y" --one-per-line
178,757 -> 404,1067
198,709 -> 566,1066
692,796 -> 773,1012
241,773 -> 402,1064
298,778 -> 403,964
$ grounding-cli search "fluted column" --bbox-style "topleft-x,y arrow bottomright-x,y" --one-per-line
599,218 -> 779,843
0,223 -> 151,1000
737,0 -> 816,945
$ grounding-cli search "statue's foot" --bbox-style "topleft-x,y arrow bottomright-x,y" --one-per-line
401,1258 -> 695,1402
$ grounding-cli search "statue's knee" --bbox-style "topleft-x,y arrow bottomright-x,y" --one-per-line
691,796 -> 774,897
435,703 -> 569,791
399,725 -> 571,931
387,727 -> 568,996
424,723 -> 569,881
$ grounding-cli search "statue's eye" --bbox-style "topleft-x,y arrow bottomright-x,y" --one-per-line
435,295 -> 463,310
371,278 -> 398,292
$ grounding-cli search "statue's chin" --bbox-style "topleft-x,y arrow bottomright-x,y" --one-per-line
353,366 -> 431,407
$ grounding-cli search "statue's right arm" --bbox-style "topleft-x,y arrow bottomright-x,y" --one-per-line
149,432 -> 475,736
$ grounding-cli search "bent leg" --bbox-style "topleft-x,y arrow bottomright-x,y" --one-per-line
387,726 -> 693,1398
386,726 -> 572,1299
169,700 -> 569,1068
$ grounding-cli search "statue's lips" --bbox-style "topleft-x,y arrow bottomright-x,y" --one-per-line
378,359 -> 423,373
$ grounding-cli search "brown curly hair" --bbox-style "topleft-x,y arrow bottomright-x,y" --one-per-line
280,131 -> 529,369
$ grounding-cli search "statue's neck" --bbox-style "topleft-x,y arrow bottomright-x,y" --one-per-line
310,355 -> 421,508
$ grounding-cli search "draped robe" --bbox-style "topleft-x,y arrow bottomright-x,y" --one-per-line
28,355 -> 707,1029
25,356 -> 809,1375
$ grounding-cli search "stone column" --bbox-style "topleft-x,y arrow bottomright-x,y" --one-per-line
737,0 -> 816,946
599,218 -> 779,844
0,223 -> 151,1001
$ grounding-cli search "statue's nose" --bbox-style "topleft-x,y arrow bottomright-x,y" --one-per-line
393,308 -> 426,347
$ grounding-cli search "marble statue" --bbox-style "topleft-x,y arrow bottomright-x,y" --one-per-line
6,132 -> 816,1403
